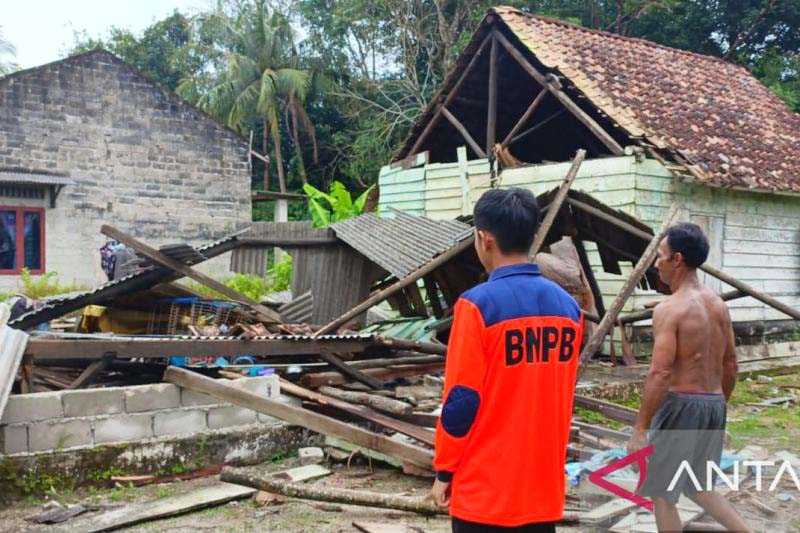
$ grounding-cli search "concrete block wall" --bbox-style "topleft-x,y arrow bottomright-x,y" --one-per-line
0,375 -> 280,455
0,49 -> 252,289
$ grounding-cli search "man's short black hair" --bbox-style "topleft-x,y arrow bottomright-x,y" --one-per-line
473,188 -> 540,254
665,222 -> 709,268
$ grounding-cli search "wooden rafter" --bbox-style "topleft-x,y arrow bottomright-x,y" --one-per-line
486,34 -> 499,156
408,33 -> 493,157
441,106 -> 487,159
492,30 -> 625,156
501,88 -> 548,147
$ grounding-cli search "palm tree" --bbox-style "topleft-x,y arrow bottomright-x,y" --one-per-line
0,28 -> 17,75
178,1 -> 317,190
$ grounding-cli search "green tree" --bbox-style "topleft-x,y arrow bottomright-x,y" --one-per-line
178,0 -> 318,190
69,12 -> 209,90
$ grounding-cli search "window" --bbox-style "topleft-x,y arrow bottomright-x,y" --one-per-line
0,207 -> 45,275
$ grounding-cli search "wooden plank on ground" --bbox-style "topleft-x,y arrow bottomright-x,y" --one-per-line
579,498 -> 636,525
574,395 -> 637,425
164,366 -> 433,467
316,349 -> 383,390
299,363 -> 444,389
52,482 -> 256,532
274,464 -> 331,483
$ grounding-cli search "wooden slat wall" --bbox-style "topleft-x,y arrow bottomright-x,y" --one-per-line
634,159 -> 800,322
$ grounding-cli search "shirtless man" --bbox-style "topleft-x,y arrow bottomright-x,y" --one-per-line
627,223 -> 751,532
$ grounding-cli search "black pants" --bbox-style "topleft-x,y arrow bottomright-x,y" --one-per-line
452,517 -> 556,533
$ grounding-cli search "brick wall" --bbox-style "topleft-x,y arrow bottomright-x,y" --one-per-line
0,50 -> 252,289
0,375 -> 280,455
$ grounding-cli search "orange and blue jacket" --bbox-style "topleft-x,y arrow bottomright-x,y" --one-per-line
434,263 -> 583,526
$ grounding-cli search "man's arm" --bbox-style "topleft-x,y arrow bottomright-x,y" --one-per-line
433,297 -> 487,482
721,305 -> 737,401
630,305 -> 677,449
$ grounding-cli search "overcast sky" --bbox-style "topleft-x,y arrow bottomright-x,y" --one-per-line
3,0 -> 215,69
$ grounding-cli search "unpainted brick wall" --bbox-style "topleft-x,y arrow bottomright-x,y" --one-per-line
0,50 -> 252,289
0,375 -> 280,455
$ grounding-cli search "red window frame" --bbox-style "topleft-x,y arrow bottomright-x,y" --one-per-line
0,206 -> 46,275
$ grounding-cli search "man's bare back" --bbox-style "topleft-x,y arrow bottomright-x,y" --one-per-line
653,284 -> 734,395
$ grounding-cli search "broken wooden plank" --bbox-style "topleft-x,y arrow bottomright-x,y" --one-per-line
318,386 -> 413,416
530,149 -> 586,256
317,348 -> 383,390
164,366 -> 433,467
579,498 -> 636,525
100,225 -> 280,323
68,354 -> 113,389
580,204 -> 680,363
299,363 -> 444,389
51,482 -> 256,532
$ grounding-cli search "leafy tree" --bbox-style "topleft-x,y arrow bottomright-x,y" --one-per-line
178,0 -> 318,190
302,181 -> 374,227
69,12 -> 209,91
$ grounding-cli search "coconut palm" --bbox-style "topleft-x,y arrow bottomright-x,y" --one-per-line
178,1 -> 317,189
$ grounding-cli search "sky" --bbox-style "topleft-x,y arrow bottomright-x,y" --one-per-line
2,0 -> 215,69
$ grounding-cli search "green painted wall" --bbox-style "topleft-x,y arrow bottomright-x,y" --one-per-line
378,155 -> 800,324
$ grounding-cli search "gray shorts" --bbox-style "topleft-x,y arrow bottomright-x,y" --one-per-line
638,392 -> 726,503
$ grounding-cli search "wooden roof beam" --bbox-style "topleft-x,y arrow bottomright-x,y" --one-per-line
493,29 -> 625,156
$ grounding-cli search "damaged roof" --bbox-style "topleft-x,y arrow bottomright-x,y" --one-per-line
491,7 -> 800,192
400,6 -> 800,193
330,210 -> 471,279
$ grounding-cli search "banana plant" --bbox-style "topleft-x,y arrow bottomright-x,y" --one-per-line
303,181 -> 374,228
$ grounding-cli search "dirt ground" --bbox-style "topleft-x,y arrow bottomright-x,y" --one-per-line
0,372 -> 797,532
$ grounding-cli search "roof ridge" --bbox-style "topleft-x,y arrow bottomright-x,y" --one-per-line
491,5 -> 742,70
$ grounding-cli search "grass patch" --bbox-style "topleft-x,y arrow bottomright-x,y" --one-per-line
574,406 -> 626,430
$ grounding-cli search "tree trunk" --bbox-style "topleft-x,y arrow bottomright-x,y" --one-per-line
221,467 -> 445,515
262,119 -> 270,191
271,113 -> 287,193
289,100 -> 308,184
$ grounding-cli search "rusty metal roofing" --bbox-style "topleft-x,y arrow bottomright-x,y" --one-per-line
278,291 -> 314,324
9,232 -> 244,330
493,7 -> 800,192
330,210 -> 471,279
0,170 -> 75,186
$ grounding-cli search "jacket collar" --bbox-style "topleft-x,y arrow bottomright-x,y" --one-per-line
488,263 -> 541,281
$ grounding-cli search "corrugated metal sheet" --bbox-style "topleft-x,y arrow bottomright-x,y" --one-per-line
0,325 -> 29,421
279,291 -> 313,324
10,233 -> 244,330
360,316 -> 440,343
0,171 -> 75,186
330,211 -> 471,279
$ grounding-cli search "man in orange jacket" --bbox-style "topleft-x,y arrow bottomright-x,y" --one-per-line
430,188 -> 583,532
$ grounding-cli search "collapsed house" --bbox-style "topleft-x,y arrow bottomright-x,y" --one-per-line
0,49 -> 252,288
0,7 -> 799,531
387,6 -> 800,331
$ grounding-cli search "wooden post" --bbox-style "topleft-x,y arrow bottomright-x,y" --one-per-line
572,237 -> 606,318
492,30 -> 624,156
529,150 -> 586,256
164,366 -> 432,467
566,197 -> 800,322
619,289 -> 745,325
579,204 -> 680,363
407,34 -> 493,157
486,34 -> 498,156
501,89 -> 547,147
274,197 -> 288,263
441,106 -> 487,159
100,225 -> 282,323
312,236 -> 475,337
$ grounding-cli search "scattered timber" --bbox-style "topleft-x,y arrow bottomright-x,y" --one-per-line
318,386 -> 413,416
221,466 -> 444,515
164,366 -> 433,467
299,363 -> 444,389
574,395 -> 637,425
